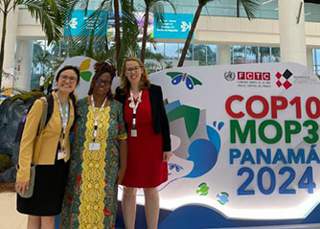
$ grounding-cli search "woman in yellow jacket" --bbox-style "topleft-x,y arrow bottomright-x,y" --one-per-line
15,65 -> 80,229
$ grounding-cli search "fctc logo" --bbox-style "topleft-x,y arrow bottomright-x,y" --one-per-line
275,69 -> 293,89
237,72 -> 271,80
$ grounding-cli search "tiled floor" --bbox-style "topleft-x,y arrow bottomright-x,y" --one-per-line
0,192 -> 27,229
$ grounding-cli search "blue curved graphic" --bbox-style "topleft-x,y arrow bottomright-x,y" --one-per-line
157,204 -> 312,229
185,139 -> 218,178
114,202 -> 320,229
185,77 -> 194,89
172,75 -> 183,85
207,124 -> 222,152
184,122 -> 223,178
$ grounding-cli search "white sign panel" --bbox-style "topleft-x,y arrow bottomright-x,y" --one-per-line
149,63 -> 320,220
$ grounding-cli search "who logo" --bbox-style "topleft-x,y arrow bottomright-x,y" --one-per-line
224,71 -> 236,81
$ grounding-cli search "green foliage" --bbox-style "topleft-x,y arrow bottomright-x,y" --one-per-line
64,0 -> 113,59
0,0 -> 72,89
10,91 -> 44,102
239,0 -> 259,19
0,154 -> 12,173
140,0 -> 176,62
64,0 -> 141,73
33,42 -> 55,79
119,0 -> 139,70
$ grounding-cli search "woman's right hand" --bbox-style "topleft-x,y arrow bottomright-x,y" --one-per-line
15,181 -> 30,195
117,167 -> 126,184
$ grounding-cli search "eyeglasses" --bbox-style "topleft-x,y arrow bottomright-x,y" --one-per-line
60,75 -> 78,83
96,78 -> 111,85
126,66 -> 141,73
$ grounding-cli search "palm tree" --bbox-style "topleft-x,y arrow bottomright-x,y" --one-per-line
66,0 -> 138,73
0,0 -> 71,90
119,0 -> 139,71
177,0 -> 259,67
140,0 -> 175,63
236,0 -> 258,18
64,0 -> 112,56
114,0 -> 121,67
33,42 -> 53,80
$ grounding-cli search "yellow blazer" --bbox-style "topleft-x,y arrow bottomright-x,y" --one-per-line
16,93 -> 75,182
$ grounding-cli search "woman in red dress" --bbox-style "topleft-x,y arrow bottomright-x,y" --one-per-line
115,57 -> 172,229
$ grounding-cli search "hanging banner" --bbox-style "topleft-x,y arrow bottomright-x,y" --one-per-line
64,10 -> 108,37
153,13 -> 193,39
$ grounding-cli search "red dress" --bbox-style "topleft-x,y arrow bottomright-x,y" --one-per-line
122,89 -> 168,188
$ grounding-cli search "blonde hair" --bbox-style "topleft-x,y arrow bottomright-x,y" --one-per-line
120,57 -> 150,94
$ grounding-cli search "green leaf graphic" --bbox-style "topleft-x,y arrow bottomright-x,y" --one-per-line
80,71 -> 92,82
167,105 -> 200,138
190,75 -> 202,85
166,72 -> 182,79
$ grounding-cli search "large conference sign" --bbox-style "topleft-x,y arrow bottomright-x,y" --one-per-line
148,63 -> 320,225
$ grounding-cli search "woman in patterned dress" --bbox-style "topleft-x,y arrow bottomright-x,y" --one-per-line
61,62 -> 127,229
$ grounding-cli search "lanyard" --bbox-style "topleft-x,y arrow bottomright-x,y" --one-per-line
91,95 -> 107,142
55,92 -> 69,154
128,91 -> 142,133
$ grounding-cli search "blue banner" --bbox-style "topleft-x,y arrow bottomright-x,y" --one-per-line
153,13 -> 193,39
64,10 -> 108,37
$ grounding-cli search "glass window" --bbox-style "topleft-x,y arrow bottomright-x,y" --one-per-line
305,2 -> 320,22
232,45 -> 245,64
31,40 -> 55,89
271,47 -> 280,62
314,48 -> 320,76
163,0 -> 279,20
150,42 -> 165,56
181,43 -> 193,61
231,45 -> 279,64
207,44 -> 217,65
245,46 -> 258,63
164,43 -> 179,59
193,44 -> 207,65
260,47 -> 271,63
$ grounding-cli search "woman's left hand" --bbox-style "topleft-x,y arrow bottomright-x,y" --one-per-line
163,151 -> 173,162
117,167 -> 126,184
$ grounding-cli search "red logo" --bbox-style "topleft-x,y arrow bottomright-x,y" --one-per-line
275,69 -> 293,89
237,72 -> 271,80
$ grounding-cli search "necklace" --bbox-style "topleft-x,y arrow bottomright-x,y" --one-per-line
128,90 -> 142,109
90,95 -> 107,143
54,92 -> 69,160
128,90 -> 142,137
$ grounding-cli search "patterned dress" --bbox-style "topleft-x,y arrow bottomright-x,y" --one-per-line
61,98 -> 127,229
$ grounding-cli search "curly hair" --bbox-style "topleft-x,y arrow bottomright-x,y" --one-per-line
88,61 -> 116,100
